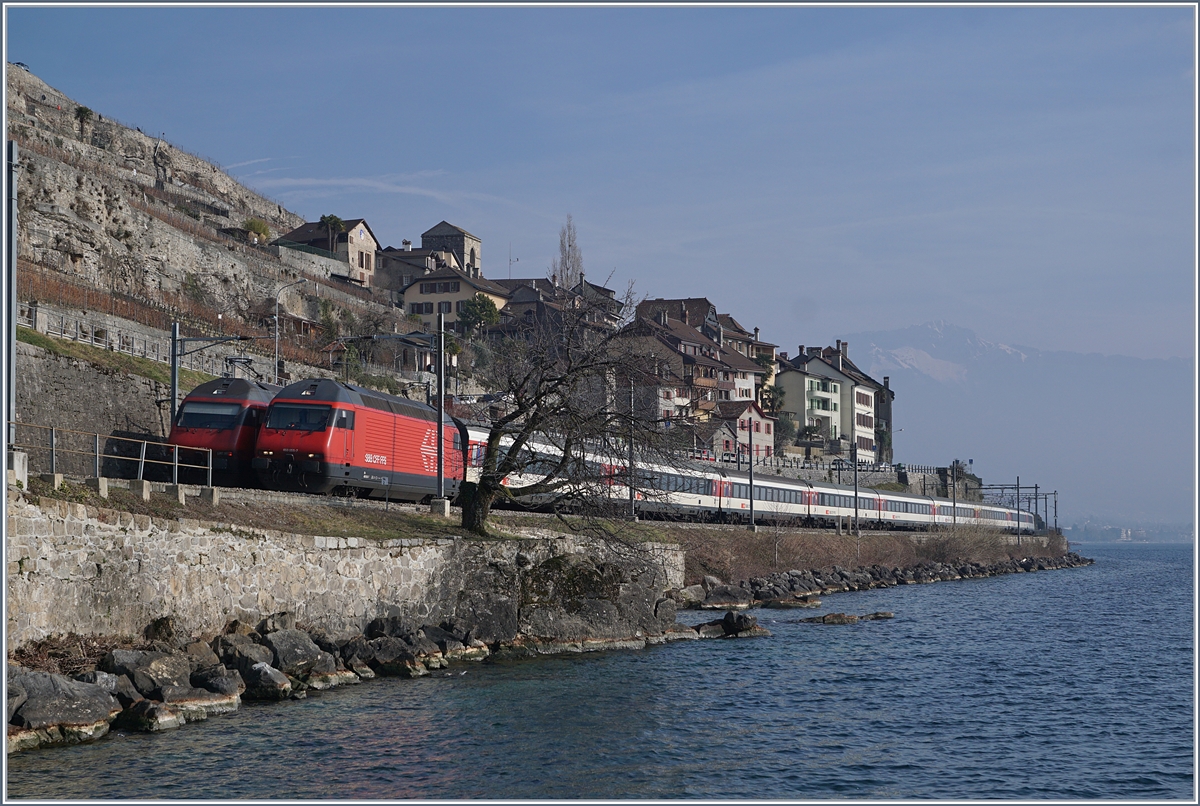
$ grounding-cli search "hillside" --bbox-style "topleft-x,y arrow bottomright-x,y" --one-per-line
5,66 -> 409,372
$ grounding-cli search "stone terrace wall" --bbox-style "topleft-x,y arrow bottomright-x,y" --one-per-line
4,493 -> 685,651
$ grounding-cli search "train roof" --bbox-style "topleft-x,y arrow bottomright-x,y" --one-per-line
184,377 -> 282,405
275,378 -> 447,424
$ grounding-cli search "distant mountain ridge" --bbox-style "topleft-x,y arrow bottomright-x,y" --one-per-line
836,322 -> 1193,526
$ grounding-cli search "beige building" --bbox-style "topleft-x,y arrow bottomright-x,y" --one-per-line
277,218 -> 381,287
399,266 -> 510,333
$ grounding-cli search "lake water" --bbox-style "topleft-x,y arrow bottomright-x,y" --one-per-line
6,542 -> 1194,799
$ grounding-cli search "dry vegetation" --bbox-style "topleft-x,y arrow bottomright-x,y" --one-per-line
670,521 -> 1068,584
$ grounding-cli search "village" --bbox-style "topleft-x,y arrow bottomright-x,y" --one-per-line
262,214 -> 897,471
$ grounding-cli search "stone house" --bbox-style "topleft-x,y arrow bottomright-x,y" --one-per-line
277,218 -> 381,287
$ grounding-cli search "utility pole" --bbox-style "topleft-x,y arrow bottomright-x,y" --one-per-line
6,141 -> 18,447
169,322 -> 257,423
274,277 -> 307,384
436,313 -> 444,499
628,377 -> 635,520
1015,475 -> 1020,534
747,409 -> 756,531
1034,483 -> 1039,532
951,461 -> 957,528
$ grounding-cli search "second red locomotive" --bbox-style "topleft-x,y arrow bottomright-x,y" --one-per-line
170,377 -> 282,486
252,378 -> 466,501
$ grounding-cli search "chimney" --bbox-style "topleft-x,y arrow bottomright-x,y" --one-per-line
681,302 -> 688,326
753,326 -> 760,341
659,310 -> 668,327
779,351 -> 788,360
836,339 -> 842,354
402,239 -> 412,251
883,376 -> 890,389
552,273 -> 558,287
841,340 -> 849,357
797,345 -> 804,358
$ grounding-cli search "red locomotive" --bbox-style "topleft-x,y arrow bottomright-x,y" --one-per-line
252,378 -> 466,500
169,377 -> 282,486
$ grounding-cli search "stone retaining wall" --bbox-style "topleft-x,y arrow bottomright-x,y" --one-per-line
4,492 -> 685,651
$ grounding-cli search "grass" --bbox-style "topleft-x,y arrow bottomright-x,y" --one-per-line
24,476 -> 514,542
18,326 -> 213,391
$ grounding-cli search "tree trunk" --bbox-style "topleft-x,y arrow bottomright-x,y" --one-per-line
459,481 -> 496,536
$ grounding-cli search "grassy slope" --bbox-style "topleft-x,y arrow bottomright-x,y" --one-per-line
18,326 -> 213,391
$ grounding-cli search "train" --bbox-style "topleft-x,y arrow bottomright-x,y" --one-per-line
168,377 -> 282,486
171,376 -> 1035,532
250,378 -> 466,500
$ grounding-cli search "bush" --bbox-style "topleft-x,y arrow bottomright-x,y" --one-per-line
243,217 -> 270,239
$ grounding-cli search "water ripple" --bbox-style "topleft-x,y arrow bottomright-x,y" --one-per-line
6,543 -> 1193,799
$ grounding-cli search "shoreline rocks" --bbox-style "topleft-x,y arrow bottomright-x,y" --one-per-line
675,552 -> 1094,610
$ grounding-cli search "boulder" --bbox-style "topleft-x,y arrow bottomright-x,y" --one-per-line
700,584 -> 753,610
257,612 -> 298,634
7,681 -> 27,722
420,624 -> 465,657
143,616 -> 178,646
241,662 -> 292,701
261,629 -> 324,677
345,657 -> 376,680
156,685 -> 240,721
212,634 -> 274,677
674,584 -> 707,606
9,670 -> 121,731
184,640 -> 220,669
191,664 -> 245,696
338,635 -> 375,664
222,619 -> 261,640
696,622 -> 726,639
367,637 -> 428,678
861,612 -> 894,621
99,650 -> 191,697
118,699 -> 184,732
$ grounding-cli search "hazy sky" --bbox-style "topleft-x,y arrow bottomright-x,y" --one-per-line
5,5 -> 1196,359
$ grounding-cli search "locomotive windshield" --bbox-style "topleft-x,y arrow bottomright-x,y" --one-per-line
176,402 -> 242,430
266,404 -> 332,431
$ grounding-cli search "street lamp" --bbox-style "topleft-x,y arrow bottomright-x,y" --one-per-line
274,278 -> 307,385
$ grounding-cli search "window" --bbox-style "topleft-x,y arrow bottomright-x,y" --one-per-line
438,301 -> 452,314
176,402 -> 241,430
456,300 -> 466,313
266,404 -> 332,431
419,281 -> 461,294
857,413 -> 874,428
662,410 -> 671,419
662,390 -> 672,400
754,421 -> 761,432
857,391 -> 872,407
402,274 -> 413,288
410,303 -> 422,315
358,252 -> 364,268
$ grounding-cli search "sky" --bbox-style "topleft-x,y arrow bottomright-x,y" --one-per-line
5,4 -> 1195,362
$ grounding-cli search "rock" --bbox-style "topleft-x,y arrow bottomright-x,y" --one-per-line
212,634 -> 274,677
365,616 -> 407,640
257,612 -> 297,634
191,664 -> 245,696
156,685 -> 240,721
98,650 -> 191,698
143,616 -> 178,646
696,622 -> 726,639
721,611 -> 760,635
701,574 -> 724,592
9,670 -> 121,731
7,682 -> 27,722
420,624 -> 465,657
345,656 -> 375,680
674,584 -> 707,605
241,662 -> 292,701
303,652 -> 355,690
261,629 -> 324,677
222,619 -> 261,640
820,613 -> 858,624
861,612 -> 894,621
367,636 -> 428,678
184,640 -> 220,668
338,635 -> 375,664
700,584 -> 753,610
119,699 -> 184,732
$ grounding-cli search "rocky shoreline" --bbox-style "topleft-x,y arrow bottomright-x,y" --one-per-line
7,551 -> 1092,755
7,608 -> 768,755
673,552 -> 1095,610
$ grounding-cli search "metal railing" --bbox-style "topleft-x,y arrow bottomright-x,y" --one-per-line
10,422 -> 212,486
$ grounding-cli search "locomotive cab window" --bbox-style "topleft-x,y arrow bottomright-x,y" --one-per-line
267,404 -> 332,431
332,410 -> 355,429
176,402 -> 241,430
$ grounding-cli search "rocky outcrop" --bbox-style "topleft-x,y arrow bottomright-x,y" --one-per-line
6,666 -> 122,752
676,553 -> 1094,609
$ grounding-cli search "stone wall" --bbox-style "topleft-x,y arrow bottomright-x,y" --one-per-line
4,492 -> 685,651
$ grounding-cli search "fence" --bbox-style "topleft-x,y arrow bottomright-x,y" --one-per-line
11,422 -> 212,486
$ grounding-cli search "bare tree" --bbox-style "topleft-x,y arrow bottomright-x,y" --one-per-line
458,290 -> 684,536
549,214 -> 584,291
